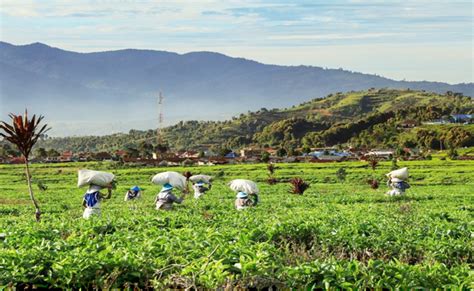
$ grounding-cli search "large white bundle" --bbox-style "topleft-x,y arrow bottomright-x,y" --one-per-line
78,169 -> 115,188
189,175 -> 212,183
229,179 -> 259,194
151,171 -> 187,190
386,167 -> 409,180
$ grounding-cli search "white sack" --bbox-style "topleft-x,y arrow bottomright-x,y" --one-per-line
229,179 -> 259,194
386,167 -> 409,180
151,171 -> 187,190
78,169 -> 115,188
189,175 -> 212,183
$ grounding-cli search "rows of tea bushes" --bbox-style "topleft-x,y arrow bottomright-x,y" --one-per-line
0,161 -> 472,288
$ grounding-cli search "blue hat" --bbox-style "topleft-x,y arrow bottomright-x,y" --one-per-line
162,183 -> 173,191
131,186 -> 141,192
236,192 -> 248,198
196,182 -> 204,186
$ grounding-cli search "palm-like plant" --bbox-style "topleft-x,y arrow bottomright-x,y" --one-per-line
368,157 -> 379,171
267,163 -> 275,175
0,110 -> 50,222
289,177 -> 310,194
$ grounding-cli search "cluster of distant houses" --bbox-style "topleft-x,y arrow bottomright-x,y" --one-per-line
422,114 -> 473,125
395,114 -> 473,129
0,146 -> 426,165
1,113 -> 471,165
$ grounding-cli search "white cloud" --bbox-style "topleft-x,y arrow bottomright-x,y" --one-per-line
0,1 -> 39,17
0,0 -> 472,83
266,32 -> 399,41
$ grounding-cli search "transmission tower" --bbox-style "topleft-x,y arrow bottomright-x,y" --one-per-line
157,91 -> 164,145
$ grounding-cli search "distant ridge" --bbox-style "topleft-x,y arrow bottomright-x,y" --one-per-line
0,41 -> 472,136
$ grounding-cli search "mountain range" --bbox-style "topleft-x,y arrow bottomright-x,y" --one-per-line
0,41 -> 472,136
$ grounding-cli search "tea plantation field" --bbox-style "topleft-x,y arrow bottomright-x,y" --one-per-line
0,160 -> 473,289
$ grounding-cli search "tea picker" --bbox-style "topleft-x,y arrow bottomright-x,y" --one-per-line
189,174 -> 212,199
386,167 -> 411,196
77,169 -> 115,219
124,185 -> 142,201
229,179 -> 259,210
151,171 -> 187,210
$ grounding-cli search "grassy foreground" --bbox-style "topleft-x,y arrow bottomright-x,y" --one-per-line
0,160 -> 473,289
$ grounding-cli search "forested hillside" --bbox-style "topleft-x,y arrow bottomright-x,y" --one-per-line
24,89 -> 474,154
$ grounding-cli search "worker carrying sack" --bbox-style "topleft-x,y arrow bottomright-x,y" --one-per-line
189,175 -> 212,184
151,171 -> 187,190
386,167 -> 409,180
78,169 -> 115,188
229,179 -> 259,194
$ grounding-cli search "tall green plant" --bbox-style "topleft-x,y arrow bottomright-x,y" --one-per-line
267,163 -> 277,185
336,167 -> 347,183
0,110 -> 50,221
367,157 -> 379,189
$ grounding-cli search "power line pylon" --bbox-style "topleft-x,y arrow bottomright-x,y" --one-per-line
157,91 -> 164,145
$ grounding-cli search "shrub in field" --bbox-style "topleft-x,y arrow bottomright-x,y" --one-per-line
267,177 -> 278,185
261,152 -> 270,163
447,147 -> 458,160
367,178 -> 379,189
267,163 -> 278,184
267,163 -> 276,175
32,179 -> 48,191
289,177 -> 309,194
215,170 -> 225,178
367,157 -> 379,189
0,110 -> 49,222
368,157 -> 379,171
336,167 -> 347,183
181,171 -> 193,193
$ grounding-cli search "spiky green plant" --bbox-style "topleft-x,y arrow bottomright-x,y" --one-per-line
0,110 -> 49,221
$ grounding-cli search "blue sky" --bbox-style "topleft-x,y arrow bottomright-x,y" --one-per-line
0,0 -> 472,83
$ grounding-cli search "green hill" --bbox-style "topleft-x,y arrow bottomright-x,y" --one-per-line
161,88 -> 473,151
9,88 -> 472,155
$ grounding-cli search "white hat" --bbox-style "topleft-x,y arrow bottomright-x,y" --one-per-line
391,177 -> 404,182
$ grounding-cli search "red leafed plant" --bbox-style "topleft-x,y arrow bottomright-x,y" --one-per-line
368,157 -> 379,171
267,163 -> 275,175
367,178 -> 379,189
183,171 -> 193,181
267,177 -> 278,185
289,177 -> 310,194
0,110 -> 50,222
182,171 -> 193,193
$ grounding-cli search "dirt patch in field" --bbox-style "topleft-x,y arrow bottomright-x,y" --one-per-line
310,109 -> 332,116
0,198 -> 29,205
